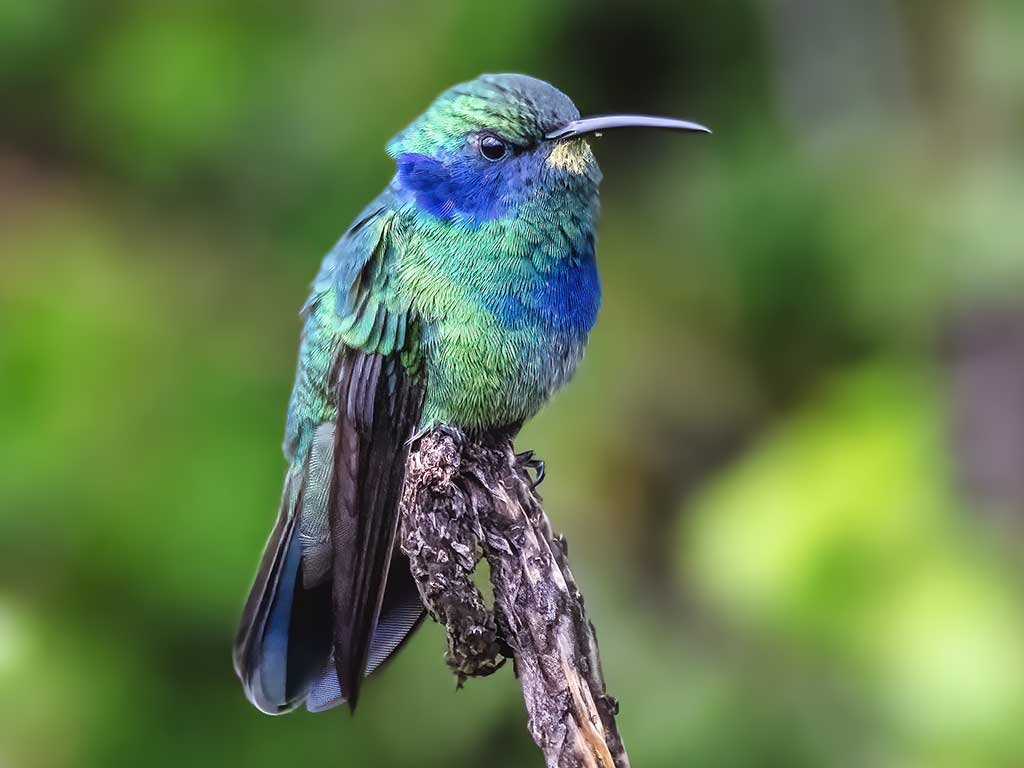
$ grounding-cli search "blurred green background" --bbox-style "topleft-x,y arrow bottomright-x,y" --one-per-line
2,1 -> 1024,766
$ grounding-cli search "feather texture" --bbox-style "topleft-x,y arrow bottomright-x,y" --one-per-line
329,350 -> 425,709
235,199 -> 427,714
237,74 -> 607,715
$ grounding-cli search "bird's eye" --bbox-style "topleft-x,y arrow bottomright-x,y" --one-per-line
479,134 -> 507,162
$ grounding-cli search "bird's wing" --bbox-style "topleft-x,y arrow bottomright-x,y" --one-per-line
234,193 -> 427,714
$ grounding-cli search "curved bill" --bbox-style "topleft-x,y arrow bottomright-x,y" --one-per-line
546,114 -> 711,140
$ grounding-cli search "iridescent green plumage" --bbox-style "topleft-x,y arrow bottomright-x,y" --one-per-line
234,73 -> 708,716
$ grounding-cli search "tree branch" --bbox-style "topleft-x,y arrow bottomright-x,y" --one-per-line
400,426 -> 629,768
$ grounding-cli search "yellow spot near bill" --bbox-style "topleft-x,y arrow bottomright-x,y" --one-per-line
546,140 -> 595,175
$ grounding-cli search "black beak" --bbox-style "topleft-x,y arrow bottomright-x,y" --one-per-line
546,114 -> 711,140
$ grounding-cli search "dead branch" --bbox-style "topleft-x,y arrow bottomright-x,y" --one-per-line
400,426 -> 629,768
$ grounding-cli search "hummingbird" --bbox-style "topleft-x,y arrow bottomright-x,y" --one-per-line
234,73 -> 709,714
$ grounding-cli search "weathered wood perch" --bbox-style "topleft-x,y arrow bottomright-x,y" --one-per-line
399,426 -> 629,768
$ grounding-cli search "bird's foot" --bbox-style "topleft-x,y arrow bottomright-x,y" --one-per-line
515,450 -> 546,489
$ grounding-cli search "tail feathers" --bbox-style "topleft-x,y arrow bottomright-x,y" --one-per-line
253,521 -> 303,707
233,466 -> 312,714
306,555 -> 424,712
234,417 -> 425,715
235,423 -> 336,714
238,529 -> 423,714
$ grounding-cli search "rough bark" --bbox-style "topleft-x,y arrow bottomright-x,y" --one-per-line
400,426 -> 629,768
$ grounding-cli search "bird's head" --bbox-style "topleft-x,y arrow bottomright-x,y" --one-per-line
387,73 -> 708,228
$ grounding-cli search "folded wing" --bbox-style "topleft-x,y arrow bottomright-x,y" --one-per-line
234,193 -> 426,713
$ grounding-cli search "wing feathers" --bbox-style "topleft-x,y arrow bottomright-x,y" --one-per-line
236,194 -> 426,715
330,352 -> 424,710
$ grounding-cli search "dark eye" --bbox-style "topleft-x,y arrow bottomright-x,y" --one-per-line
479,134 -> 507,162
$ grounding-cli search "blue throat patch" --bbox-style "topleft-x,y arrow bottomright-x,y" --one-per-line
396,149 -> 541,227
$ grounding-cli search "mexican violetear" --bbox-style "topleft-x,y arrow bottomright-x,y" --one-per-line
233,73 -> 709,714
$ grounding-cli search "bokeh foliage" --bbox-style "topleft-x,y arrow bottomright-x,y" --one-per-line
2,1 -> 1023,766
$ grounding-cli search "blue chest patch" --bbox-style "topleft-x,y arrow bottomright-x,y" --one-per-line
486,239 -> 601,340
